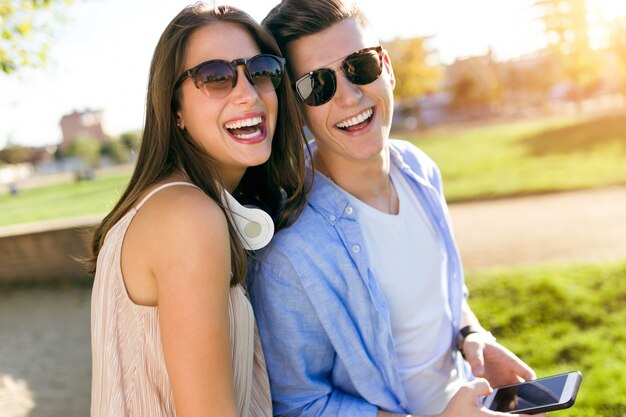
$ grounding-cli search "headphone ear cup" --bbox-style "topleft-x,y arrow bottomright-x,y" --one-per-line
222,191 -> 274,251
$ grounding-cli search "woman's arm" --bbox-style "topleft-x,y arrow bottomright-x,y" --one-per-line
141,188 -> 238,417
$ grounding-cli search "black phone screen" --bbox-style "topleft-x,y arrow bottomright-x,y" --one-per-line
488,374 -> 567,412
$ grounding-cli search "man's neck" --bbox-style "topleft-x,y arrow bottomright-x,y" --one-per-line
314,147 -> 397,214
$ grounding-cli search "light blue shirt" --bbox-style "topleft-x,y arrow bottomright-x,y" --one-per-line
248,139 -> 467,417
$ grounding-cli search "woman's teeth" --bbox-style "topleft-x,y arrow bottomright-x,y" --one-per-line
225,116 -> 262,130
225,116 -> 263,139
232,128 -> 261,140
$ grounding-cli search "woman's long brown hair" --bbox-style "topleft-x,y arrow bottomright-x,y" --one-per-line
86,3 -> 310,285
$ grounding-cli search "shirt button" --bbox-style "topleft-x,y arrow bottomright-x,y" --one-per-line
329,214 -> 336,221
345,206 -> 353,215
352,245 -> 361,253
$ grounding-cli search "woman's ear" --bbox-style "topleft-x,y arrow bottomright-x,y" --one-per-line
382,49 -> 395,89
176,112 -> 185,130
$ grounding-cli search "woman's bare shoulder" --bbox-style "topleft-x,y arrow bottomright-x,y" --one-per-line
127,181 -> 231,276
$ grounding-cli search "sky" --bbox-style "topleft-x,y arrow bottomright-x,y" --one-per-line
0,0 -> 623,149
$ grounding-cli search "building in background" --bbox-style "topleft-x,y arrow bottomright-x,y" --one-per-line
59,109 -> 110,154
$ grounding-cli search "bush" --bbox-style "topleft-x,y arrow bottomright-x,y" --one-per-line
66,136 -> 101,169
468,262 -> 626,416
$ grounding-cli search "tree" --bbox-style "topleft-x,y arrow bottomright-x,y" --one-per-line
532,0 -> 602,102
0,0 -> 76,74
607,16 -> 626,94
533,0 -> 589,55
498,54 -> 561,112
101,139 -> 130,164
119,130 -> 141,154
385,36 -> 442,104
66,135 -> 100,169
0,143 -> 31,164
446,53 -> 502,117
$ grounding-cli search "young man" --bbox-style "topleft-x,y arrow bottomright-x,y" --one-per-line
248,1 -> 541,416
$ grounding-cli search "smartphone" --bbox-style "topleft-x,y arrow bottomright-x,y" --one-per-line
482,371 -> 582,414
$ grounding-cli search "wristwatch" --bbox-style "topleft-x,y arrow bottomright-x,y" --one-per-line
456,325 -> 496,357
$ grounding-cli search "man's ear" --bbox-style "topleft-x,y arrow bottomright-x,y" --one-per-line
382,49 -> 395,89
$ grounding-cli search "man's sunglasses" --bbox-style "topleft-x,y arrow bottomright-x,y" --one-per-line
294,46 -> 384,107
174,54 -> 286,99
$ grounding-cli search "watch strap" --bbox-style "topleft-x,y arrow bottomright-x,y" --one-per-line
456,325 -> 483,353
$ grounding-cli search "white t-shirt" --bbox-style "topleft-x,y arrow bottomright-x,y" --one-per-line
343,166 -> 464,414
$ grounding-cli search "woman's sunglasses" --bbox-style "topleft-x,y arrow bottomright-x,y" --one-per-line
294,46 -> 384,107
174,54 -> 286,99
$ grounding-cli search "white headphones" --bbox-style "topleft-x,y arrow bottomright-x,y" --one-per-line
221,191 -> 274,251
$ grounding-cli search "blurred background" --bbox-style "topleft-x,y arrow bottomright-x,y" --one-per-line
1,0 -> 625,416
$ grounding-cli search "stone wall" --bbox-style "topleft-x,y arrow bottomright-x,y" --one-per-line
0,216 -> 101,283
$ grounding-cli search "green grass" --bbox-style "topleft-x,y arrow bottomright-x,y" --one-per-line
0,171 -> 130,227
398,112 -> 626,202
468,261 -> 626,417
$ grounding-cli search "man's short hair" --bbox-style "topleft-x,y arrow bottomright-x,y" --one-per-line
262,0 -> 372,52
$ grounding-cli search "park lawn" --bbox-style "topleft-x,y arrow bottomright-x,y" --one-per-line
1,112 -> 626,226
0,171 -> 130,227
467,261 -> 626,417
399,112 -> 626,203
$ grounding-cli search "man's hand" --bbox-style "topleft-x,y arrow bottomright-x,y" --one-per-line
378,378 -> 546,417
461,333 -> 536,388
437,378 -> 546,417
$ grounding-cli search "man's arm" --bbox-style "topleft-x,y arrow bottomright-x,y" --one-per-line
248,252 -> 379,417
459,299 -> 536,387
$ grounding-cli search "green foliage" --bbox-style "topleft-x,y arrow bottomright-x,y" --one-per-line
100,139 -> 130,164
119,130 -> 141,153
532,0 -> 603,96
499,54 -> 559,104
399,113 -> 626,202
467,262 -> 626,416
0,143 -> 30,164
66,135 -> 101,168
0,0 -> 75,74
608,17 -> 626,95
385,36 -> 442,104
448,55 -> 503,110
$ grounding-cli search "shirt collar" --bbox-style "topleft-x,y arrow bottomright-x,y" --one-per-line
305,140 -> 418,223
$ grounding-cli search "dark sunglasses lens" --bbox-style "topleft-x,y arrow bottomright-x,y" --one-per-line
296,69 -> 336,106
249,55 -> 284,91
195,62 -> 234,96
344,49 -> 382,85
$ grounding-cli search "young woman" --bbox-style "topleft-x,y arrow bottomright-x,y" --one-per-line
87,3 -> 308,416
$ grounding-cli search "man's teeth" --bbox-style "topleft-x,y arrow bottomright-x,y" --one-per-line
225,116 -> 263,130
336,108 -> 373,129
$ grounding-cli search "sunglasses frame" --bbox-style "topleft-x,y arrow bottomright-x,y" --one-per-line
293,46 -> 384,106
174,53 -> 286,96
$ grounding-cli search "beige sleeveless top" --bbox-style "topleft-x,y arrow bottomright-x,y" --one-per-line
91,182 -> 272,417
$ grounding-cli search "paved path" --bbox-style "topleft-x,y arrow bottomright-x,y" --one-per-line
1,186 -> 625,417
450,186 -> 626,270
0,287 -> 90,417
